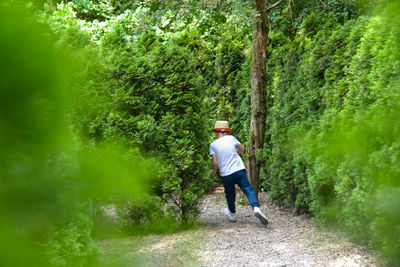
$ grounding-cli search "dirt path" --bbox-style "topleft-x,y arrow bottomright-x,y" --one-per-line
197,188 -> 382,266
96,188 -> 383,266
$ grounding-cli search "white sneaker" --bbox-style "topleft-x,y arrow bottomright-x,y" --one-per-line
254,206 -> 268,225
224,208 -> 237,222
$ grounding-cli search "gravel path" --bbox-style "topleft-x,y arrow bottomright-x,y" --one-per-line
197,187 -> 383,267
96,188 -> 384,266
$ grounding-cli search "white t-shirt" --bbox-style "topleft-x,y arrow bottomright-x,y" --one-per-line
209,135 -> 245,177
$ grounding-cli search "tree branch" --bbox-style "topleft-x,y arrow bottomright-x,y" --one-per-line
171,196 -> 181,209
267,0 -> 284,12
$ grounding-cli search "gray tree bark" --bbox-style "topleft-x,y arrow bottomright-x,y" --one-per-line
247,0 -> 283,195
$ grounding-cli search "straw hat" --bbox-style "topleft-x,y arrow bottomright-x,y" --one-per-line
211,121 -> 232,132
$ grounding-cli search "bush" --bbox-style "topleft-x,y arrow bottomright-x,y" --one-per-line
116,194 -> 185,235
261,2 -> 400,263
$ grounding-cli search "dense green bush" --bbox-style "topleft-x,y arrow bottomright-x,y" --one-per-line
261,1 -> 400,263
116,193 -> 185,235
101,32 -> 212,222
304,15 -> 400,264
45,1 -> 217,223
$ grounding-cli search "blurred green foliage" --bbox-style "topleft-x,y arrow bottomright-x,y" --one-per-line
0,1 -> 154,266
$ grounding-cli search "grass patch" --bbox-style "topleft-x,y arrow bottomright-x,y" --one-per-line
94,229 -> 206,266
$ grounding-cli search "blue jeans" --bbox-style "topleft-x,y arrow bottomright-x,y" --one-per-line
221,169 -> 259,213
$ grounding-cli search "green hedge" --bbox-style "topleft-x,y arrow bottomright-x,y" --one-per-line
262,3 -> 400,263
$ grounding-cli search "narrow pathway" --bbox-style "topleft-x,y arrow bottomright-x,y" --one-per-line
96,188 -> 383,266
197,187 -> 382,266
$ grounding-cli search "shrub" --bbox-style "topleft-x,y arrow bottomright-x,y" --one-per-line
262,2 -> 400,263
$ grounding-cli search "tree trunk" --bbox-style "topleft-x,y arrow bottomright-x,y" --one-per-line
247,0 -> 268,196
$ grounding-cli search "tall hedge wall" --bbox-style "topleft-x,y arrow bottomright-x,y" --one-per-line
261,2 -> 400,263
